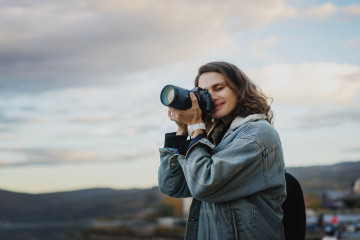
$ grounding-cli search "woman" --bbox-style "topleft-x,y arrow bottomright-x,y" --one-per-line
158,62 -> 286,239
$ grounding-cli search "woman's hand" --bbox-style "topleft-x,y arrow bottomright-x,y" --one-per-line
168,93 -> 203,135
168,109 -> 188,135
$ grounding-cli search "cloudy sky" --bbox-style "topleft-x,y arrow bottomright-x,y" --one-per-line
0,0 -> 359,193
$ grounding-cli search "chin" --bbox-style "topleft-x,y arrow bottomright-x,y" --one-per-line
212,112 -> 225,120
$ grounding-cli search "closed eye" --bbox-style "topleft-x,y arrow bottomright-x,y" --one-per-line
215,86 -> 224,91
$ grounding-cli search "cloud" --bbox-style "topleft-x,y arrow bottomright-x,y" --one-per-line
250,35 -> 279,60
0,0 -> 304,93
0,115 -> 48,124
342,4 -> 360,15
0,0 -> 230,92
0,146 -> 156,167
291,106 -> 360,129
248,62 -> 360,105
65,115 -> 112,124
303,3 -> 338,20
246,61 -> 360,129
2,0 -> 357,95
346,38 -> 360,49
343,146 -> 360,153
0,148 -> 105,165
299,3 -> 360,20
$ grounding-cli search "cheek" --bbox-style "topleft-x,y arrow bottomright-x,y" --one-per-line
229,94 -> 239,109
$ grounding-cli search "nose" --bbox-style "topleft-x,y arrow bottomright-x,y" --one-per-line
210,90 -> 218,101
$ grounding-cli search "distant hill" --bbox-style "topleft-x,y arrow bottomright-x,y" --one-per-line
0,187 -> 162,223
1,161 -> 359,223
286,161 -> 360,195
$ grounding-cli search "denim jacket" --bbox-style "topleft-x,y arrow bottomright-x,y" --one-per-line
158,114 -> 286,240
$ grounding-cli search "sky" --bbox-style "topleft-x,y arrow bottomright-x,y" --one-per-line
0,0 -> 359,193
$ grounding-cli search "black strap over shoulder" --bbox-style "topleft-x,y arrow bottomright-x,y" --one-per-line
282,172 -> 306,240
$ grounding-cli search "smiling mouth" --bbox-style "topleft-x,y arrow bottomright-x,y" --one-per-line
214,103 -> 224,111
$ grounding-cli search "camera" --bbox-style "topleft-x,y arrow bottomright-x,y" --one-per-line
160,85 -> 212,114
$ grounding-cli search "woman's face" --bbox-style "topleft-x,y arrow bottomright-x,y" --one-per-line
198,72 -> 238,124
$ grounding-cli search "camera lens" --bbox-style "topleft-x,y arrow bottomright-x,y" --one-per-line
161,85 -> 175,105
160,85 -> 192,110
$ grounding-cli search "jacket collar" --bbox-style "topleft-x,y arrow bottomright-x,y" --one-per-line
229,114 -> 267,130
208,114 -> 266,145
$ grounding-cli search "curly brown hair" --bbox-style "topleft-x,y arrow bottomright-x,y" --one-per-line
194,61 -> 273,124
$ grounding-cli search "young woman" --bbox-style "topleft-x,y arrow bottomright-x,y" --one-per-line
158,62 -> 286,239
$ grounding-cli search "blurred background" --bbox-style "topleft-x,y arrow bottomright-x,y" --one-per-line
0,0 -> 359,239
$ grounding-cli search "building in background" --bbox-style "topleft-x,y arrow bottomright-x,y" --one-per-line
162,196 -> 192,217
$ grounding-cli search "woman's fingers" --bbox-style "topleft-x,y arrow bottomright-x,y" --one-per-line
168,108 -> 175,121
168,107 -> 179,121
190,92 -> 198,104
168,98 -> 202,125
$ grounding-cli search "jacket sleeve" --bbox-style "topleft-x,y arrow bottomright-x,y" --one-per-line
177,135 -> 285,203
158,133 -> 192,198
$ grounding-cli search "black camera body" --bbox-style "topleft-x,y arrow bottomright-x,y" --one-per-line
160,85 -> 212,114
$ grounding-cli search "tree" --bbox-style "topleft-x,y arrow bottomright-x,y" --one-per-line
158,202 -> 174,217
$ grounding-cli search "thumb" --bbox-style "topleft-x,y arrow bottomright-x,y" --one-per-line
190,92 -> 198,102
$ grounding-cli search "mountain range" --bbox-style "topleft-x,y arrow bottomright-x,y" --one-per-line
286,161 -> 360,194
1,161 -> 359,223
0,187 -> 162,223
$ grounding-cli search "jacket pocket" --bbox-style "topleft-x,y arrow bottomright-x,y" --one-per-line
229,201 -> 256,240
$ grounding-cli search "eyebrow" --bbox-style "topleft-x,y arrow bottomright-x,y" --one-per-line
199,80 -> 226,90
209,82 -> 226,89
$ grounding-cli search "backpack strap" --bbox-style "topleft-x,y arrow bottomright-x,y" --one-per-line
282,172 -> 306,240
